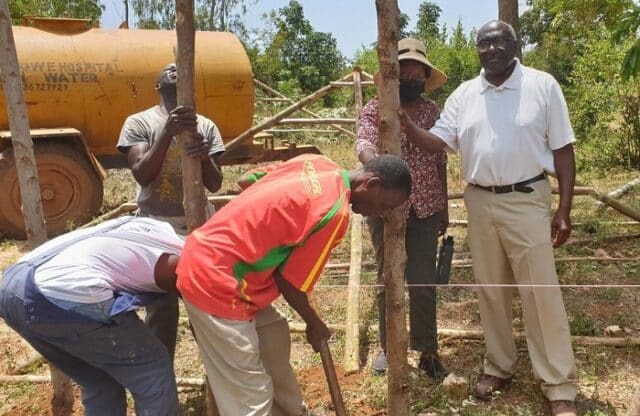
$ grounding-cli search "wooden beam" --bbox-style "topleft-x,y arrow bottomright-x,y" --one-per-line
253,78 -> 356,138
0,4 -> 74,413
375,0 -> 409,414
288,324 -> 640,346
330,81 -> 375,87
226,74 -> 353,152
277,118 -> 355,125
595,178 -> 640,211
343,69 -> 365,374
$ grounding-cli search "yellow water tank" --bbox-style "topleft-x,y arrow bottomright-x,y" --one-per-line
0,17 -> 255,156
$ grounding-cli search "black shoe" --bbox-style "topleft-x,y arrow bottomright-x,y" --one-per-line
419,353 -> 449,380
373,351 -> 387,374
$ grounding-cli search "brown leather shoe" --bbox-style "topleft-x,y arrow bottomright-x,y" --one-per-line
473,374 -> 512,400
550,400 -> 577,416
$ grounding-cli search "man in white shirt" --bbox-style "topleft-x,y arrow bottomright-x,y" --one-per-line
0,217 -> 184,416
398,20 -> 578,416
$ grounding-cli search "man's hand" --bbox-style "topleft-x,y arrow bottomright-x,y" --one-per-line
183,133 -> 211,160
551,208 -> 571,248
398,109 -> 415,134
305,317 -> 331,353
162,106 -> 198,139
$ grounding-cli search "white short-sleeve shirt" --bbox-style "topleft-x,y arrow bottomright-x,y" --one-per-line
430,60 -> 575,187
31,218 -> 185,303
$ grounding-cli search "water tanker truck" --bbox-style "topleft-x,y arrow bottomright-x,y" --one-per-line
0,17 -> 317,238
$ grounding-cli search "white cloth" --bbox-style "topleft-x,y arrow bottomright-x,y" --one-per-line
30,218 -> 184,303
430,60 -> 575,186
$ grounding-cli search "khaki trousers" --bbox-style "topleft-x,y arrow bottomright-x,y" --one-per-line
464,180 -> 578,401
184,301 -> 308,416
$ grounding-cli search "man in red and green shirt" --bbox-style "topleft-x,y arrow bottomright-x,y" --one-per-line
177,154 -> 411,416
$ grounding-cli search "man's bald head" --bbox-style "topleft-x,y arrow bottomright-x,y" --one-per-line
477,20 -> 517,43
475,19 -> 518,82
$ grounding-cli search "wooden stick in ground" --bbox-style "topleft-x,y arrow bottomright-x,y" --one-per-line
225,73 -> 353,153
175,2 -> 218,415
176,0 -> 207,231
253,78 -> 356,137
375,1 -> 409,414
318,340 -> 347,416
343,69 -> 365,374
0,5 -> 74,413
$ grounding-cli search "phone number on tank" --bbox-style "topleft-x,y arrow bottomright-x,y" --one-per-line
23,83 -> 69,92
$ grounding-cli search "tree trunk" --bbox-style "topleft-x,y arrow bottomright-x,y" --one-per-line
498,0 -> 521,60
375,1 -> 410,415
0,3 -> 74,414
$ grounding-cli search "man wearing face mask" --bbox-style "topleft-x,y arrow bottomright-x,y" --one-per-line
356,37 -> 449,380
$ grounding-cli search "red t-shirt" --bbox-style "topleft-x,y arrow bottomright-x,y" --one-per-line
177,154 -> 351,320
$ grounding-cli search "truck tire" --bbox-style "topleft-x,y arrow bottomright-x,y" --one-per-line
0,142 -> 103,239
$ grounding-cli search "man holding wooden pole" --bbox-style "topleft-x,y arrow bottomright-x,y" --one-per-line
177,153 -> 412,416
116,62 -> 224,360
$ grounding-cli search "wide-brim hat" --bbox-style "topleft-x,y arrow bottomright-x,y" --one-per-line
373,37 -> 447,92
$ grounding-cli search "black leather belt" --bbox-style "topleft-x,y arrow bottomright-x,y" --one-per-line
472,173 -> 546,194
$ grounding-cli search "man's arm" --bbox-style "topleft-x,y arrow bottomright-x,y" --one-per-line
126,106 -> 198,186
274,271 -> 330,353
551,143 -> 575,248
400,110 -> 448,154
154,253 -> 180,293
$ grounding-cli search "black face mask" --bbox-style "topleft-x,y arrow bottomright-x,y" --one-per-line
399,79 -> 426,102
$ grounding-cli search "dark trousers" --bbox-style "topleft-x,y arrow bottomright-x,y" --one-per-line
0,263 -> 178,416
368,210 -> 440,353
145,292 -> 179,360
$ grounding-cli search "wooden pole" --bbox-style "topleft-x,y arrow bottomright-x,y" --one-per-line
498,0 -> 521,60
318,340 -> 347,416
343,70 -> 365,374
176,0 -> 207,231
0,3 -> 74,414
277,118 -> 355,125
225,73 -> 353,153
175,1 -> 217,415
595,178 -> 640,211
375,0 -> 409,414
253,78 -> 356,137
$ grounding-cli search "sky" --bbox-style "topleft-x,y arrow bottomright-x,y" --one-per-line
100,1 -> 527,61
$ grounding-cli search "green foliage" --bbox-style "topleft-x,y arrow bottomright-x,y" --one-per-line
568,27 -> 640,169
612,3 -> 640,81
248,1 -> 345,102
9,0 -> 104,24
569,311 -> 598,336
521,0 -> 633,85
132,0 -> 252,35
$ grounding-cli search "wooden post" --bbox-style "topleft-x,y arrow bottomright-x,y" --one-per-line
375,1 -> 410,415
225,73 -> 353,154
343,69 -> 365,374
176,0 -> 207,231
175,1 -> 218,415
0,3 -> 74,414
498,0 -> 521,60
253,78 -> 356,137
